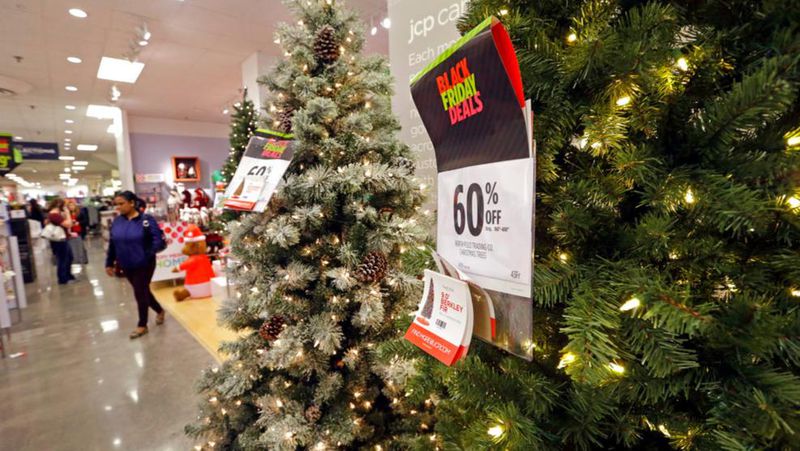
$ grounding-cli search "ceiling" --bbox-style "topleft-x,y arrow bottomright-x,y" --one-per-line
0,0 -> 389,187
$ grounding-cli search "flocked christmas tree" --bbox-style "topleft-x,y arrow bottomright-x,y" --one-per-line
382,0 -> 800,449
186,0 -> 428,448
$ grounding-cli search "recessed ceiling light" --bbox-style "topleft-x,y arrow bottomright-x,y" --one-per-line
67,56 -> 82,64
65,119 -> 75,124
14,136 -> 22,140
87,104 -> 119,119
72,166 -> 86,171
59,156 -> 75,161
65,130 -> 73,134
381,17 -> 391,29
65,105 -> 76,110
59,174 -> 70,179
65,86 -> 78,92
74,161 -> 89,165
68,8 -> 88,18
64,138 -> 71,142
77,144 -> 98,151
64,168 -> 72,173
97,57 -> 145,84
222,109 -> 229,115
138,40 -> 149,46
370,26 -> 378,36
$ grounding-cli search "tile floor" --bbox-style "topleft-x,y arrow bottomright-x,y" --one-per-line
0,238 -> 215,450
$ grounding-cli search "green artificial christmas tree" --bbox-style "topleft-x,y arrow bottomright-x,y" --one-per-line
385,0 -> 800,449
186,1 -> 428,449
209,90 -> 260,231
221,89 -> 259,185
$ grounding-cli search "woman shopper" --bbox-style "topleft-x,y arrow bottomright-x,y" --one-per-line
105,191 -> 166,339
28,199 -> 45,225
66,200 -> 89,238
45,198 -> 75,285
66,200 -> 89,265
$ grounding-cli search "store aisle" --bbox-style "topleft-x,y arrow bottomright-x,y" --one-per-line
0,238 -> 215,451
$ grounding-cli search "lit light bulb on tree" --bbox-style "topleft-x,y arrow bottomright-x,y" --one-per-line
619,297 -> 641,311
684,188 -> 696,204
676,57 -> 689,71
616,95 -> 631,107
608,362 -> 626,374
487,424 -> 505,438
558,352 -> 576,369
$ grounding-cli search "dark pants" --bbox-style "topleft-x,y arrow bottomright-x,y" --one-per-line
124,258 -> 163,328
50,241 -> 73,284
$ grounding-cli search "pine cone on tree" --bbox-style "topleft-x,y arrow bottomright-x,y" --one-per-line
304,405 -> 322,423
396,157 -> 416,174
314,25 -> 340,66
258,316 -> 287,341
276,106 -> 295,133
355,251 -> 388,283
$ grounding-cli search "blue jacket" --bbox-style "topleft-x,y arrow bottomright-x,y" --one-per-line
105,214 -> 165,270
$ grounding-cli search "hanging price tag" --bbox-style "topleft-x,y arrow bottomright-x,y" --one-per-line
405,270 -> 473,366
223,129 -> 294,212
410,17 -> 535,359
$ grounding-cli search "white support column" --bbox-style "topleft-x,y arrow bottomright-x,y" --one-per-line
112,109 -> 135,191
241,52 -> 275,109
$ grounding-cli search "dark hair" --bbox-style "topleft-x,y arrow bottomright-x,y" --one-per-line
115,190 -> 138,203
115,190 -> 146,213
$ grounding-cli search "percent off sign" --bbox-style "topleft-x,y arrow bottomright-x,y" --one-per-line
453,182 -> 502,236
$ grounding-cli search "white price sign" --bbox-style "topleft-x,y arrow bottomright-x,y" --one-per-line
223,129 -> 294,212
437,158 -> 534,296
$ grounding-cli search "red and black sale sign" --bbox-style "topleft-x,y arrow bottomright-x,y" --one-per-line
409,17 -> 536,360
222,129 -> 295,212
410,17 -> 529,172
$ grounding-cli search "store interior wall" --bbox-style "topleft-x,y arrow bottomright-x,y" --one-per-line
128,115 -> 228,194
129,124 -> 229,194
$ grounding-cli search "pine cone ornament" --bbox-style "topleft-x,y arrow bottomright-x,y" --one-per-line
314,25 -> 340,66
355,251 -> 388,283
396,157 -> 416,174
275,106 -> 295,133
258,316 -> 286,341
304,405 -> 322,423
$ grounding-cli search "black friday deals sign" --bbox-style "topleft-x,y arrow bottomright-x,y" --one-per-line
410,17 -> 535,359
223,129 -> 295,212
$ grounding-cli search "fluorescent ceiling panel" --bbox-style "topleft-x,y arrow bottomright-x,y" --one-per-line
86,104 -> 119,119
76,144 -> 98,151
97,57 -> 145,84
